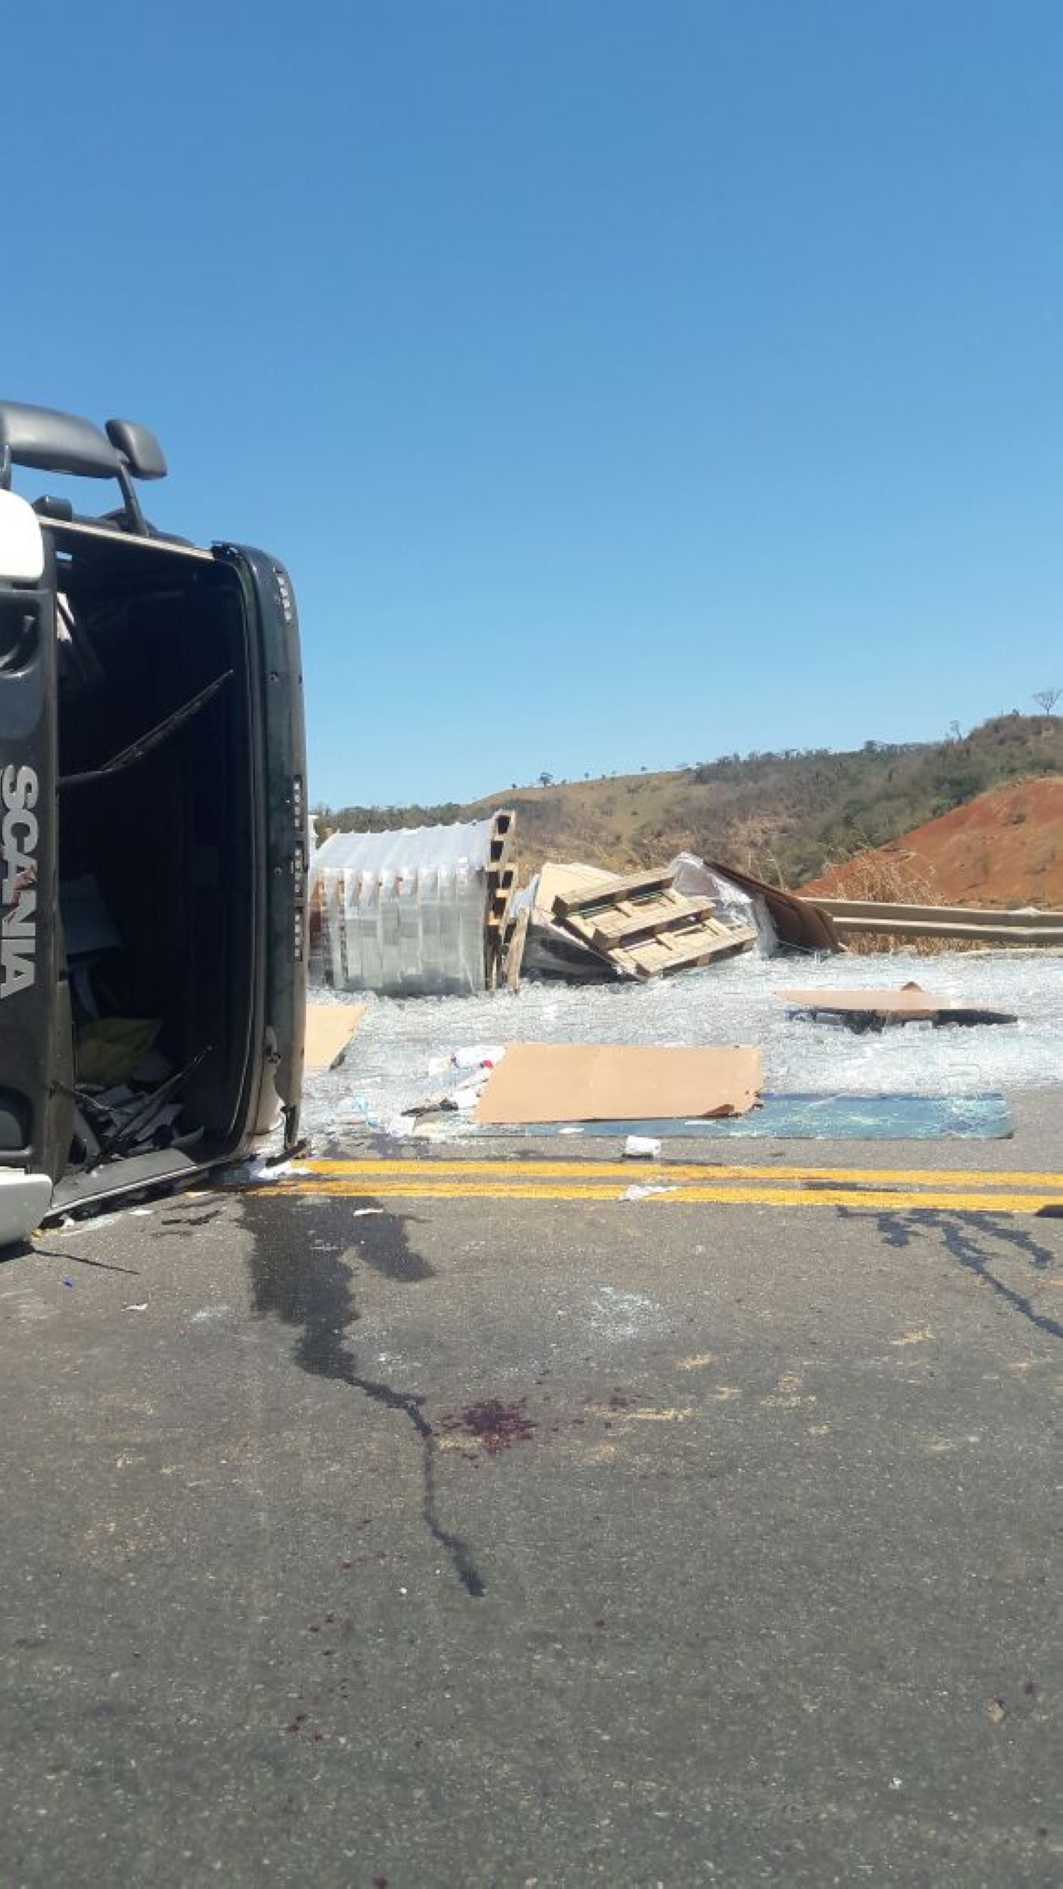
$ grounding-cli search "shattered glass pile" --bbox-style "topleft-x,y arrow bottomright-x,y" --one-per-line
300,949 -> 1063,1142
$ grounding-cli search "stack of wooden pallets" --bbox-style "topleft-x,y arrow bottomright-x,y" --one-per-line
484,810 -> 517,988
546,865 -> 757,981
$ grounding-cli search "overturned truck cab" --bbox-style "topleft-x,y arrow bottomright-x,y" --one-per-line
0,401 -> 306,1244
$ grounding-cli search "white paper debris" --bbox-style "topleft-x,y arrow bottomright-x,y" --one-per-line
621,1183 -> 679,1201
222,1156 -> 295,1185
624,1135 -> 662,1159
452,1044 -> 506,1070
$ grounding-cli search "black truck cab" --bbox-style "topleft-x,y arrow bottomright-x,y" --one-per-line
0,401 -> 307,1243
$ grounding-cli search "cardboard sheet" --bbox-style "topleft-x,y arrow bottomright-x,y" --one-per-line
778,982 -> 1015,1025
304,1002 -> 366,1073
779,982 -> 943,1017
474,1043 -> 761,1125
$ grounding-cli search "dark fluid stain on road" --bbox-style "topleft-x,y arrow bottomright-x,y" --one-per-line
241,1192 -> 486,1597
441,1398 -> 536,1454
347,1205 -> 436,1284
848,1208 -> 1063,1341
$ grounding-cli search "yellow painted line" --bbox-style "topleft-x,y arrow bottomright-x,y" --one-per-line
250,1179 -> 1063,1214
296,1157 -> 1063,1190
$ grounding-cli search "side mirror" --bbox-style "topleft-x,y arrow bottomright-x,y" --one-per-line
105,419 -> 167,480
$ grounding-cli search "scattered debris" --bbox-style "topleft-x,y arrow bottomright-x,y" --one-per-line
49,1203 -> 154,1234
621,1183 -> 679,1201
624,1134 -> 662,1159
451,1043 -> 505,1070
221,1155 -> 297,1186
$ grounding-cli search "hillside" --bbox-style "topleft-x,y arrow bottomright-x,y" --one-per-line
316,713 -> 1063,889
804,777 -> 1063,908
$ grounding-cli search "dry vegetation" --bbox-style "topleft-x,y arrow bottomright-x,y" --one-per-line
808,844 -> 986,956
316,712 -> 1063,895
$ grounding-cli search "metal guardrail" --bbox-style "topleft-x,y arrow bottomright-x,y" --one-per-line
808,897 -> 1063,945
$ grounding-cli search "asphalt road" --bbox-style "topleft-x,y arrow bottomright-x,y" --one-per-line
1,1103 -> 1062,1886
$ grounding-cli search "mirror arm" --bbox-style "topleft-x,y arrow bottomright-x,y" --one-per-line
115,460 -> 148,534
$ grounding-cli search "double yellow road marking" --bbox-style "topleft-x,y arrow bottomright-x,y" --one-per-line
246,1158 -> 1063,1217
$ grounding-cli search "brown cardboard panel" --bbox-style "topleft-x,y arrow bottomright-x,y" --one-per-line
778,983 -> 942,1018
304,1002 -> 366,1072
475,1043 -> 762,1125
777,984 -> 1015,1024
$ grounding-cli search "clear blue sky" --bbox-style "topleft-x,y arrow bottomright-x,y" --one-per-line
3,2 -> 1060,806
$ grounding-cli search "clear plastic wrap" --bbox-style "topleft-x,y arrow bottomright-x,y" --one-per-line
311,818 -> 497,996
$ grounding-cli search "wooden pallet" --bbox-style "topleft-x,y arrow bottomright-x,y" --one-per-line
611,917 -> 756,979
552,866 -> 675,920
548,865 -> 756,980
483,811 -> 518,989
504,904 -> 532,992
561,888 -> 719,953
487,864 -> 517,929
488,809 -> 516,869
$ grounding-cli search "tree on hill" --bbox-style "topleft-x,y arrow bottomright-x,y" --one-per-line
1033,688 -> 1061,715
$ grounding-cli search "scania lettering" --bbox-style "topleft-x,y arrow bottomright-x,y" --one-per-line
1,763 -> 39,999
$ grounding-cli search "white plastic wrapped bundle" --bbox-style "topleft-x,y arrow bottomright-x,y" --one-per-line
311,818 -> 498,996
669,853 -> 777,954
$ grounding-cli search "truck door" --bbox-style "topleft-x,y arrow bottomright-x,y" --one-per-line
216,543 -> 308,1152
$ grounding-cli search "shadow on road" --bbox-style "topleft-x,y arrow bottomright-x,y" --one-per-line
848,1207 -> 1063,1341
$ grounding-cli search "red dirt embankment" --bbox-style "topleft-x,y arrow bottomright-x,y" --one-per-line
803,778 -> 1063,908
